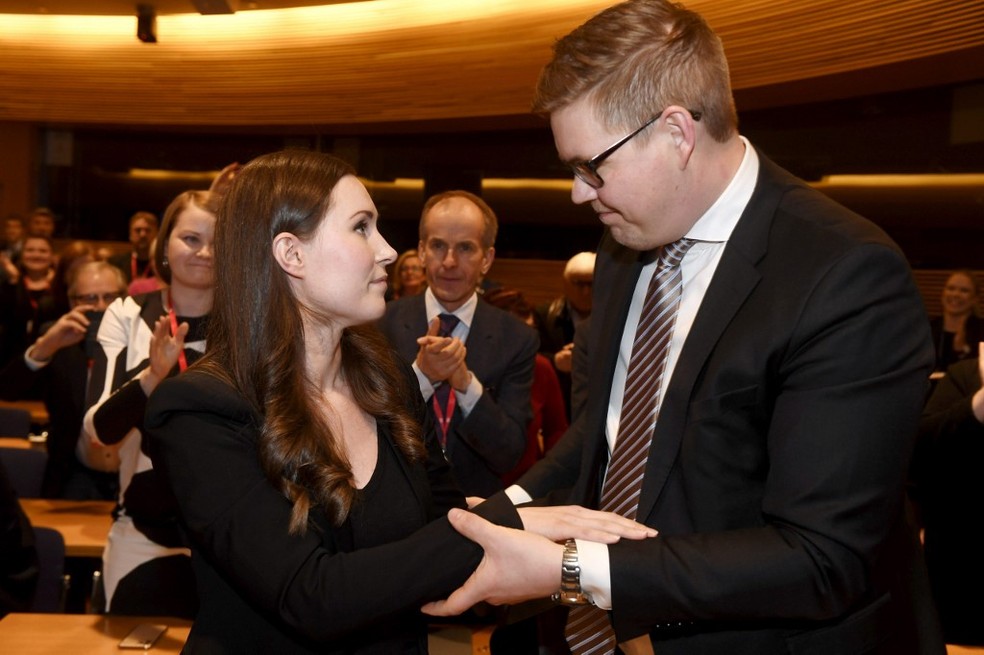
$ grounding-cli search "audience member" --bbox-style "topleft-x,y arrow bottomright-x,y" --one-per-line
83,190 -> 215,617
0,261 -> 125,500
26,207 -> 56,238
143,150 -> 643,653
51,240 -> 97,313
378,190 -> 537,497
1,215 -> 26,274
423,3 -> 941,654
389,248 -> 427,300
929,269 -> 982,372
915,343 -> 984,645
108,212 -> 158,284
534,251 -> 595,418
0,235 -> 59,367
483,287 -> 569,486
126,238 -> 163,297
0,458 -> 38,618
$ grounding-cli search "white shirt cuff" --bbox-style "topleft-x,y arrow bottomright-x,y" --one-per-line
412,361 -> 436,400
453,373 -> 483,416
504,485 -> 532,505
576,539 -> 613,610
23,346 -> 49,371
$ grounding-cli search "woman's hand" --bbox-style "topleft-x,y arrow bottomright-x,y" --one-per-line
517,505 -> 657,544
139,315 -> 188,395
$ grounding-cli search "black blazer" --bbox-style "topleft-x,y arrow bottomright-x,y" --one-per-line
378,295 -> 537,497
145,368 -> 522,655
518,153 -> 942,654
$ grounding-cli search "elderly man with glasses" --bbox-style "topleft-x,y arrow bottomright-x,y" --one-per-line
0,261 -> 126,500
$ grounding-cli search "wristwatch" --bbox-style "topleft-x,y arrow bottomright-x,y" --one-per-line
551,538 -> 593,606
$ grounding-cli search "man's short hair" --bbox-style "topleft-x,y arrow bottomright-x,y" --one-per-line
532,0 -> 738,143
129,211 -> 159,229
564,251 -> 596,279
419,190 -> 498,249
68,260 -> 127,297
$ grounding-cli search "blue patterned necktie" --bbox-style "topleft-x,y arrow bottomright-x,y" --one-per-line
433,313 -> 461,443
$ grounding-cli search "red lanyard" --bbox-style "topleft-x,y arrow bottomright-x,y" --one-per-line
431,389 -> 456,449
165,290 -> 189,373
131,253 -> 152,280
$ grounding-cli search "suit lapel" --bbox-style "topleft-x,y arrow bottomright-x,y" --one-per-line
635,153 -> 788,522
573,236 -> 646,506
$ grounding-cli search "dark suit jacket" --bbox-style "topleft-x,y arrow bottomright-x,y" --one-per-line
0,345 -> 90,498
145,368 -> 522,655
378,295 -> 537,497
915,357 -> 984,643
518,153 -> 942,654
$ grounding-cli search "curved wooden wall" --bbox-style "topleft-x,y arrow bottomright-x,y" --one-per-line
1,0 -> 983,127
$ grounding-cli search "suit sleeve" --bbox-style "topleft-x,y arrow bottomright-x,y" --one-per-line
82,298 -> 148,446
608,243 -> 934,637
146,374 -> 521,643
455,321 -> 538,473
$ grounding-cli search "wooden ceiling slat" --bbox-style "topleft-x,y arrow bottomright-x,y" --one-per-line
1,0 -> 983,126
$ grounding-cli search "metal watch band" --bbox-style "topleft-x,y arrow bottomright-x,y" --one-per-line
551,538 -> 593,606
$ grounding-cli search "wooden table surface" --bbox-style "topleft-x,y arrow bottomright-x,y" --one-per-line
0,613 -> 191,654
0,436 -> 32,449
949,645 -> 984,654
0,399 -> 49,425
20,498 -> 115,558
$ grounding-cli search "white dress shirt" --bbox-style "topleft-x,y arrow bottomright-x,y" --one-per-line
508,137 -> 760,609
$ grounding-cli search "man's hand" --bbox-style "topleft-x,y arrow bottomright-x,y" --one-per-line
416,316 -> 467,385
29,305 -> 95,362
422,508 -> 564,615
518,505 -> 657,544
554,343 -> 574,373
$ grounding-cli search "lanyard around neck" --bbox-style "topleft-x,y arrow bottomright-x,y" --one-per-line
166,289 -> 189,373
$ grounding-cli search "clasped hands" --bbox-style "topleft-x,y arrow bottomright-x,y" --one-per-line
416,316 -> 471,391
422,502 -> 657,616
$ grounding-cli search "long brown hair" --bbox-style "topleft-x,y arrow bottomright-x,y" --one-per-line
198,149 -> 423,534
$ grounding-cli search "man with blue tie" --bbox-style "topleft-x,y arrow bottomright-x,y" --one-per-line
378,190 -> 537,498
422,2 -> 943,654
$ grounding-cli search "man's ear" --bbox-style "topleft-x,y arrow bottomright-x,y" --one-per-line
272,232 -> 304,279
480,246 -> 495,275
664,105 -> 697,170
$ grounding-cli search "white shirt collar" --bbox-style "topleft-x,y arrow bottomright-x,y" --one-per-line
686,136 -> 759,243
424,287 -> 478,329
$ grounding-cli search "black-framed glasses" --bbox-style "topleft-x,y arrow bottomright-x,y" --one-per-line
569,108 -> 702,189
70,292 -> 123,305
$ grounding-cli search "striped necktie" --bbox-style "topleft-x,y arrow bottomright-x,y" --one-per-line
566,237 -> 696,655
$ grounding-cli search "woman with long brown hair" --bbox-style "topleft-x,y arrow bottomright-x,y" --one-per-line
144,150 -> 649,654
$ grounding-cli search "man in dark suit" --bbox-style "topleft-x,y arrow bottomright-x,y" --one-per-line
534,251 -> 595,420
423,2 -> 942,653
107,211 -> 158,284
378,190 -> 537,498
0,260 -> 125,499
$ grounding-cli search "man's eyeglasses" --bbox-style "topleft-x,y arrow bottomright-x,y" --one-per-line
71,292 -> 123,305
569,108 -> 702,189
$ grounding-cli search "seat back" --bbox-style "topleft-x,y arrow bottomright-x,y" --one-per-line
0,407 -> 31,438
0,447 -> 48,498
30,526 -> 69,613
